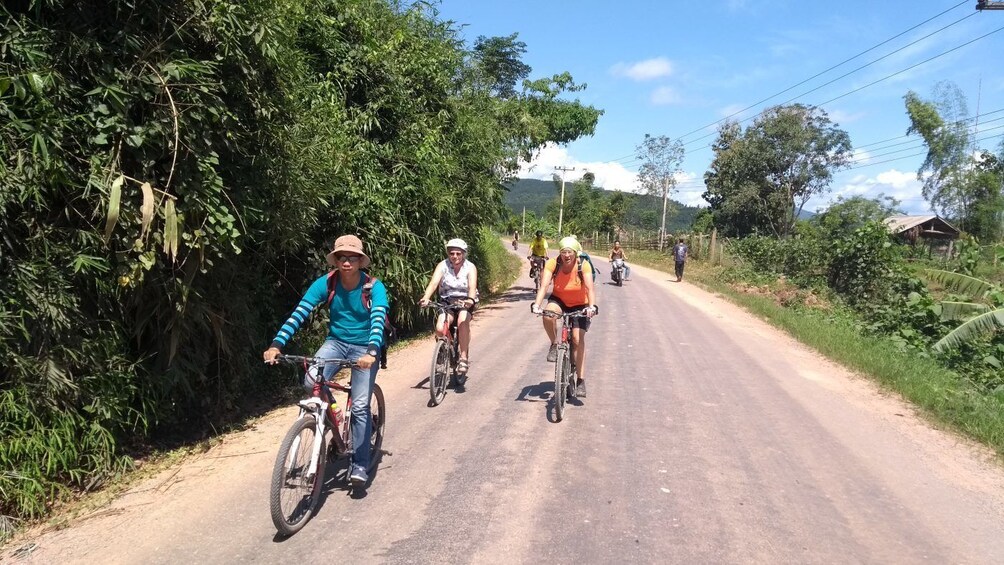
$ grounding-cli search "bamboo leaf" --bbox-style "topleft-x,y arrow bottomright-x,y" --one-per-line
163,199 -> 177,260
139,182 -> 155,239
103,175 -> 124,245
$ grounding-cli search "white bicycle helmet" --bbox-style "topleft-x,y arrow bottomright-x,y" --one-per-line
446,238 -> 468,252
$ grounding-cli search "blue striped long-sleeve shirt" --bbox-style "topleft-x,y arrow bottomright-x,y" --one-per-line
270,273 -> 389,350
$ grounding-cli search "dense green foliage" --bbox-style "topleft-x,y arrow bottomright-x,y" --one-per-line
502,177 -> 699,236
703,104 -> 853,238
0,0 -> 599,523
723,211 -> 1002,395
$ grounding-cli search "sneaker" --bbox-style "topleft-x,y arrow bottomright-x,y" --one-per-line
576,378 -> 586,398
546,343 -> 558,362
349,465 -> 368,485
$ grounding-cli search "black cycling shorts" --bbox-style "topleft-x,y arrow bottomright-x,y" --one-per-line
546,296 -> 591,331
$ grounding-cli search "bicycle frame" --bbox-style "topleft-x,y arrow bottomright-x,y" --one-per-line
425,301 -> 467,404
280,356 -> 354,484
539,307 -> 592,420
427,301 -> 466,346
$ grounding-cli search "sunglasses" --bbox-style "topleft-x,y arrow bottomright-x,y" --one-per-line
334,255 -> 361,263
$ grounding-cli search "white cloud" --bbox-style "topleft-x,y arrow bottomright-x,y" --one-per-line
610,57 -> 673,81
814,169 -> 930,214
520,144 -> 709,207
520,143 -> 641,193
651,86 -> 680,106
826,109 -> 865,126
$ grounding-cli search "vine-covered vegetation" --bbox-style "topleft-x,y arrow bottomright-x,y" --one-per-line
0,0 -> 600,524
722,219 -> 1003,396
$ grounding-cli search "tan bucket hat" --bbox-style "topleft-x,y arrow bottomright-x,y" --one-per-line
326,234 -> 371,268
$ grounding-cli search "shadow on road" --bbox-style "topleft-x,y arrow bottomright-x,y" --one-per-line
516,381 -> 552,403
478,286 -> 536,309
271,446 -> 392,541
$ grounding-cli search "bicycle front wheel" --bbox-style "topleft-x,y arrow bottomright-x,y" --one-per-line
429,339 -> 450,406
553,347 -> 570,422
269,416 -> 326,536
369,384 -> 386,471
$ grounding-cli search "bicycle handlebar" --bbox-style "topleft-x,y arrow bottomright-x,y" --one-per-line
272,354 -> 357,369
536,307 -> 595,319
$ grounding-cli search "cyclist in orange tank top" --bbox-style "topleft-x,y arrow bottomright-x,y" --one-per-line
530,236 -> 597,397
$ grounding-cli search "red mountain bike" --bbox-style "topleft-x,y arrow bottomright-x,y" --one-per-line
267,355 -> 385,536
538,308 -> 593,422
424,301 -> 467,406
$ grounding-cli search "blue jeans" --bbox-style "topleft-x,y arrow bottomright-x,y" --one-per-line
305,339 -> 379,471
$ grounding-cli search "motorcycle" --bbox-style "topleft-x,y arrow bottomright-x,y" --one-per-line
610,259 -> 625,287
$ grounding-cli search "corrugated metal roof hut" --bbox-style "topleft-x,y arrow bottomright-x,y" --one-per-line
883,215 -> 960,245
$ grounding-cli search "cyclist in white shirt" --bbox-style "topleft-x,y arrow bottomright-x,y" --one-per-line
419,238 -> 478,375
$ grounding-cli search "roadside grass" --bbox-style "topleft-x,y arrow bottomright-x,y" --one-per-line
474,228 -> 520,296
594,247 -> 1004,459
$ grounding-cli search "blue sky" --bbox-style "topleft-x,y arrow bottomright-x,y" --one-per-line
434,0 -> 1004,214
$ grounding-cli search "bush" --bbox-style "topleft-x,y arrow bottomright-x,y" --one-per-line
826,222 -> 901,304
469,228 -> 521,297
725,234 -> 826,287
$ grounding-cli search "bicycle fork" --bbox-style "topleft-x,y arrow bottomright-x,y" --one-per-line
287,398 -> 329,482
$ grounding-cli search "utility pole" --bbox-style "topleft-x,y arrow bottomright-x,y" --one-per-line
521,206 -> 526,234
659,177 -> 670,251
555,165 -> 575,236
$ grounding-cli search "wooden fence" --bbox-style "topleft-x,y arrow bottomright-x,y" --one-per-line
580,229 -> 731,266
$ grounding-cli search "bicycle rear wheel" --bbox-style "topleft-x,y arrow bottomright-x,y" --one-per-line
269,416 -> 326,536
553,347 -> 570,422
429,339 -> 449,406
368,384 -> 386,471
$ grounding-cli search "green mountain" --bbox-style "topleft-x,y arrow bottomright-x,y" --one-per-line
503,177 -> 702,232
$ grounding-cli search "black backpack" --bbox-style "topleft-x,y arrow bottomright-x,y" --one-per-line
325,270 -> 396,369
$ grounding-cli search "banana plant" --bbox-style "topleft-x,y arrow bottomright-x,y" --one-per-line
924,269 -> 1004,352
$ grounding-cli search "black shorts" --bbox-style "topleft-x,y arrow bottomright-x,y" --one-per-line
546,296 -> 591,331
443,296 -> 476,314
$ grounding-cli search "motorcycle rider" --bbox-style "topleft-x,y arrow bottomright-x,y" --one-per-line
608,240 -> 630,281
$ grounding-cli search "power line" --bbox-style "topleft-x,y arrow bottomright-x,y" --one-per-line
676,0 -> 972,142
681,15 -> 998,150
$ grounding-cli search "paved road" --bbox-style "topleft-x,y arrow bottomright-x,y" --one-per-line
10,246 -> 1004,564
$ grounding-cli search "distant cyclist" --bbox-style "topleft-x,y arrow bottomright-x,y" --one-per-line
528,230 -> 548,278
512,230 -> 519,251
609,240 -> 630,280
419,238 -> 478,376
530,236 -> 597,397
263,235 -> 389,486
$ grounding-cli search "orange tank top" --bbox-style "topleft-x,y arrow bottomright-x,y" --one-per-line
545,258 -> 591,306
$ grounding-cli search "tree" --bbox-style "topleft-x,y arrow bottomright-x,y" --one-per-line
813,194 -> 903,239
636,134 -> 684,249
472,33 -> 532,99
703,105 -> 852,237
904,82 -> 1003,241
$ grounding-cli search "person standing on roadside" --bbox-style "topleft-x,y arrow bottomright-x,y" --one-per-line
672,238 -> 688,282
